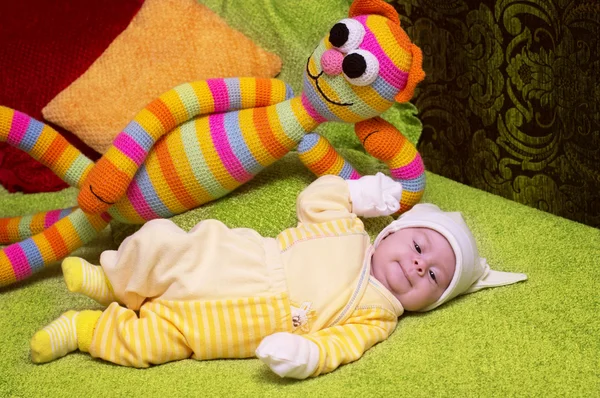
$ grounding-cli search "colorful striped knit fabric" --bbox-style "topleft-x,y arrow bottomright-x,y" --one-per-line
0,0 -> 425,287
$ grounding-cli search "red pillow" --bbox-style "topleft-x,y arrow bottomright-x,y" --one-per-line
0,0 -> 144,193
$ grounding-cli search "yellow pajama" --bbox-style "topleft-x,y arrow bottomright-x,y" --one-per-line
89,293 -> 292,367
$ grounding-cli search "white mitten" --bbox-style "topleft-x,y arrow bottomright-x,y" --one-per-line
347,172 -> 403,217
255,332 -> 320,379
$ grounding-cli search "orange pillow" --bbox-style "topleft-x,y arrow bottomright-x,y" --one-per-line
42,0 -> 282,154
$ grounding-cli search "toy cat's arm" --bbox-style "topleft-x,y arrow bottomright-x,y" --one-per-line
77,77 -> 293,214
298,117 -> 425,214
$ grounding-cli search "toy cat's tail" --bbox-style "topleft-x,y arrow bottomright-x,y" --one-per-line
0,106 -> 111,287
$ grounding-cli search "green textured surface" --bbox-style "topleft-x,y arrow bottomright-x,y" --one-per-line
0,0 -> 598,396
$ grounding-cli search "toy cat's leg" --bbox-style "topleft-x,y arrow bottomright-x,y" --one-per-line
0,207 -> 77,244
30,309 -> 101,363
355,117 -> 425,212
78,78 -> 294,215
0,209 -> 111,287
0,106 -> 95,189
0,107 -> 112,287
61,257 -> 117,306
298,133 -> 361,179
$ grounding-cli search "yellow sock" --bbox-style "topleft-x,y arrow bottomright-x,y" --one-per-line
30,311 -> 79,363
62,257 -> 117,306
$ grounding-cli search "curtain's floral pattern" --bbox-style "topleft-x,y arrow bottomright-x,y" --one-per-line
393,0 -> 599,227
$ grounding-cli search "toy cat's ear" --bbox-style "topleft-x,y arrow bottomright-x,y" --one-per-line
349,0 -> 400,25
395,44 -> 425,103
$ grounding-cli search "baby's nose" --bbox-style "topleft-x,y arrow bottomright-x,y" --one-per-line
321,49 -> 344,76
414,259 -> 428,276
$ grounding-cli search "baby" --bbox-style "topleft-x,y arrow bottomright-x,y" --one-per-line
30,173 -> 527,378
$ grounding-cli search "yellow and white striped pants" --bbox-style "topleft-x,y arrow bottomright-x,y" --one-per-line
88,293 -> 292,367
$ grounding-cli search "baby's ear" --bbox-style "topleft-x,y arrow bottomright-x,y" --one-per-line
349,0 -> 400,25
395,44 -> 425,103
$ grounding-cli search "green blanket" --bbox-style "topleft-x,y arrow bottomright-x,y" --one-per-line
1,1 -> 598,396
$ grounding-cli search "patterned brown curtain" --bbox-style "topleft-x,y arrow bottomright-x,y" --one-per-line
392,0 -> 600,227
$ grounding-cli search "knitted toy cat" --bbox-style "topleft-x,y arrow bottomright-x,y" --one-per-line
0,0 -> 425,287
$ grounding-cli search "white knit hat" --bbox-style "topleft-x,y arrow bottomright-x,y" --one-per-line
373,204 -> 527,312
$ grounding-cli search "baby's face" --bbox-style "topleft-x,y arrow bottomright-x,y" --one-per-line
371,227 -> 456,311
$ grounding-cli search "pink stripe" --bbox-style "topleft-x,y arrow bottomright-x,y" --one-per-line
128,181 -> 160,220
207,79 -> 230,113
113,134 -> 147,166
358,16 -> 409,90
301,94 -> 327,123
44,209 -> 62,229
391,154 -> 425,180
209,114 -> 253,183
349,170 -> 362,179
7,111 -> 30,146
4,244 -> 31,280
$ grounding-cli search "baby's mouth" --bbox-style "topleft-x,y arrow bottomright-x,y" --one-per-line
398,262 -> 412,287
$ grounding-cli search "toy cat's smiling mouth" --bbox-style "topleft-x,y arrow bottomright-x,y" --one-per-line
306,57 -> 353,107
89,185 -> 115,205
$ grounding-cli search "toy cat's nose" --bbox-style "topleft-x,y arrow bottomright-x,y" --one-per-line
321,49 -> 344,76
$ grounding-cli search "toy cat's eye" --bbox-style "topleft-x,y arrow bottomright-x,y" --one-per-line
342,49 -> 379,86
329,18 -> 365,53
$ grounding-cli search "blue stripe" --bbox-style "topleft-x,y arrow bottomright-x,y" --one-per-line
59,208 -> 73,220
20,239 -> 44,272
297,133 -> 320,153
284,83 -> 295,100
303,78 -> 339,122
122,121 -> 154,152
401,173 -> 426,192
223,111 -> 262,175
19,119 -> 44,152
225,79 -> 242,110
135,165 -> 174,218
338,161 -> 356,179
371,75 -> 397,102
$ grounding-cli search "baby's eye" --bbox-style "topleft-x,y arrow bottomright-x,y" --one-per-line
328,18 -> 365,54
429,270 -> 437,282
414,241 -> 422,254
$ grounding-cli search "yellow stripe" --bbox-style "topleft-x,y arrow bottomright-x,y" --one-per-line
266,106 -> 297,151
291,96 -> 318,131
168,129 -> 213,205
105,147 -> 139,178
239,109 -> 275,167
390,143 -> 417,169
210,301 -> 223,358
246,299 -> 261,353
144,149 -> 185,214
366,15 -> 412,72
191,81 -> 215,114
58,219 -> 82,252
160,88 -> 189,125
0,107 -> 14,140
270,79 -> 288,104
189,302 -> 201,359
132,318 -> 145,367
351,85 -> 392,113
112,198 -> 146,224
30,126 -> 55,160
52,143 -> 79,178
232,300 -> 247,357
317,78 -> 363,123
135,108 -> 165,141
240,78 -> 257,109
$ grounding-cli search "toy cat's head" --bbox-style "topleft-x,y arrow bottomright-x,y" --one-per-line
303,0 -> 424,123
